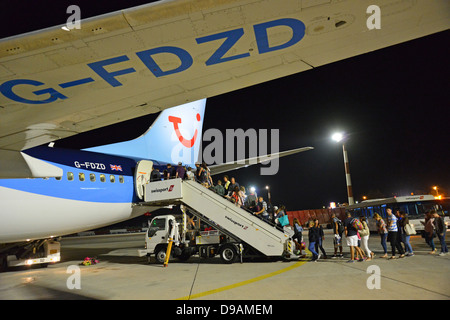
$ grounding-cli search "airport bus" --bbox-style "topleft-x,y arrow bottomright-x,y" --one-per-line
345,195 -> 449,233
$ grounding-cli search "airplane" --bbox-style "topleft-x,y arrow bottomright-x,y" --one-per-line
0,0 -> 449,267
0,98 -> 313,268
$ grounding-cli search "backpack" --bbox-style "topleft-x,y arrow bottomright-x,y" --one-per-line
335,219 -> 344,234
231,192 -> 239,204
351,218 -> 363,231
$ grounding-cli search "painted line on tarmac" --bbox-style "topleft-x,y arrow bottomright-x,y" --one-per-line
176,259 -> 309,300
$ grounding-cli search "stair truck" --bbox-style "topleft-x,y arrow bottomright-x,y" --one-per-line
137,178 -> 299,264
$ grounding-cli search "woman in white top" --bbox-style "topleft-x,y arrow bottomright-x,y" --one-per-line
359,216 -> 374,260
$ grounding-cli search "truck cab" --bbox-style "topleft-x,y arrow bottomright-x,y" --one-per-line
147,215 -> 172,251
145,215 -> 181,263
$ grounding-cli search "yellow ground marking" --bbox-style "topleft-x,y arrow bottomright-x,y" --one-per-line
176,258 -> 309,300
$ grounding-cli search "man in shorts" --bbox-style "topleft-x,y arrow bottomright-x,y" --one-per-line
344,212 -> 359,262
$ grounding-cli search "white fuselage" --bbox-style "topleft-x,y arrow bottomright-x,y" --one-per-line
0,147 -> 158,243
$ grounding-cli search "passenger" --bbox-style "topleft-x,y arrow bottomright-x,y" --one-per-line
150,167 -> 161,182
421,211 -> 436,254
212,180 -> 226,197
355,230 -> 365,261
203,162 -> 213,187
195,162 -> 207,184
162,169 -> 168,180
433,211 -> 448,256
194,162 -> 201,182
344,212 -> 359,263
252,197 -> 264,216
331,213 -> 344,258
258,196 -> 269,221
359,216 -> 374,261
227,177 -> 239,197
223,175 -> 230,194
230,186 -> 242,207
272,206 -> 278,224
244,187 -> 257,209
274,205 -> 286,227
400,212 -> 414,256
374,213 -> 388,258
292,218 -> 304,256
386,208 -> 405,259
314,218 -> 327,259
175,162 -> 186,180
185,167 -> 195,181
395,210 -> 407,253
308,220 -> 320,262
238,186 -> 247,206
166,164 -> 176,179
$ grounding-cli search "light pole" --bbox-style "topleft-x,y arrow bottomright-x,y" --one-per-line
332,132 -> 355,206
266,185 -> 273,220
433,186 -> 439,196
265,185 -> 272,206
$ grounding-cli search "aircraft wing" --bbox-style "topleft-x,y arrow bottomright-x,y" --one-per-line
1,0 -> 449,176
208,146 -> 314,176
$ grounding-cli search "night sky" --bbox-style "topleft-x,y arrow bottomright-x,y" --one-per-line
2,1 -> 449,210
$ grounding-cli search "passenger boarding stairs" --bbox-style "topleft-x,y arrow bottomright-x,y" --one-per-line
141,179 -> 293,257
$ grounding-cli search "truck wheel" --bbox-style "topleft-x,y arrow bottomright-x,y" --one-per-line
178,249 -> 191,262
155,246 -> 168,264
219,244 -> 238,264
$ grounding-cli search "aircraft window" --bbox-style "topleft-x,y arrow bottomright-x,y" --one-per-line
79,173 -> 85,182
55,176 -> 62,181
110,175 -> 115,183
119,175 -> 124,183
90,173 -> 96,182
67,172 -> 74,181
100,174 -> 106,182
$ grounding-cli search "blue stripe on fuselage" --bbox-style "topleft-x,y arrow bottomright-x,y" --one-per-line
0,162 -> 136,203
0,146 -> 139,203
0,146 -> 175,203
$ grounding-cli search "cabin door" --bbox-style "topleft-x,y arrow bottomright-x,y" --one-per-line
135,160 -> 153,200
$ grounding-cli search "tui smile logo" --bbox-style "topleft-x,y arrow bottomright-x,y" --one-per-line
168,113 -> 201,148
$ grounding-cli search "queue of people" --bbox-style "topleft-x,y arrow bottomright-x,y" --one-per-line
293,208 -> 447,263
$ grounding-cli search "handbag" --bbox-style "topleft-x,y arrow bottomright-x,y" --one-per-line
359,228 -> 370,237
359,221 -> 370,237
404,223 -> 416,235
278,215 -> 290,226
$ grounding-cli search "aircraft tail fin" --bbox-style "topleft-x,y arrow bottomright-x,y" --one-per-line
84,99 -> 206,166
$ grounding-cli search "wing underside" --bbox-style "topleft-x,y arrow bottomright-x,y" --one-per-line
0,0 -> 449,176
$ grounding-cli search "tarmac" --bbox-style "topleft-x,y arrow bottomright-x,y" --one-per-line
0,231 -> 449,301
